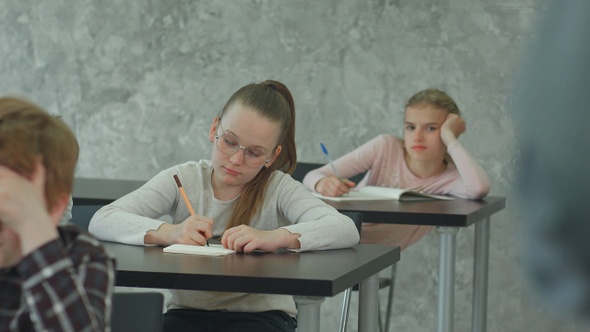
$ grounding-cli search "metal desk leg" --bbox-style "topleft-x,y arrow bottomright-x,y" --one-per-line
358,273 -> 379,332
437,227 -> 459,332
472,218 -> 490,332
293,296 -> 325,332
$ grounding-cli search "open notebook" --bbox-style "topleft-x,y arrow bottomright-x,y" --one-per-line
313,186 -> 454,202
163,243 -> 236,256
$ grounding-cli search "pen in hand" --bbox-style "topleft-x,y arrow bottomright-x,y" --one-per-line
173,174 -> 209,246
320,143 -> 344,183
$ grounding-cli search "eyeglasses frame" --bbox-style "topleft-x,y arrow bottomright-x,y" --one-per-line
214,122 -> 274,169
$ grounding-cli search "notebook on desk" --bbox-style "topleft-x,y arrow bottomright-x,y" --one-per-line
312,186 -> 454,202
163,243 -> 236,256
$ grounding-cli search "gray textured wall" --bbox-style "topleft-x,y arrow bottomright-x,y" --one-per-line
1,0 -> 585,331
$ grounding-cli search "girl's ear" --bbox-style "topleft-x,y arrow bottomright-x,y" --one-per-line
264,145 -> 283,168
209,117 -> 220,143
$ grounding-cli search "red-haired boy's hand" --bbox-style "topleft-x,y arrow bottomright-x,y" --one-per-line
0,162 -> 57,258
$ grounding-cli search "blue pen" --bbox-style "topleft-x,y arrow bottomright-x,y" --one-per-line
320,143 -> 344,183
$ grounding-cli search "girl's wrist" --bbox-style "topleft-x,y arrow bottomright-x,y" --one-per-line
278,228 -> 301,249
314,177 -> 326,193
441,131 -> 457,146
144,223 -> 169,245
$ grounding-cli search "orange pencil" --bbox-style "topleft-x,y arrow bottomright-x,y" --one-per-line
173,174 -> 208,246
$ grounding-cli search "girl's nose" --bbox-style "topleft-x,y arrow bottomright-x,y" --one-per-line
229,148 -> 246,165
414,130 -> 424,141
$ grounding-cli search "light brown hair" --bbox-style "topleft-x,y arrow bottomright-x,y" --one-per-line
217,80 -> 296,230
0,97 -> 79,211
405,88 -> 461,116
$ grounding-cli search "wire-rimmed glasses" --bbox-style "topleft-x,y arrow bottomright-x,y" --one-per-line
215,124 -> 272,169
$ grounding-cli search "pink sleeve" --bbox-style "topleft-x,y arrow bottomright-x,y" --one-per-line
301,167 -> 327,192
445,140 -> 491,199
302,135 -> 389,192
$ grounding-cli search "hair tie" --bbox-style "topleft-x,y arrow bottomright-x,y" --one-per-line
266,84 -> 277,91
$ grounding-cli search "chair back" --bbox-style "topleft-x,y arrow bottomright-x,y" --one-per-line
112,292 -> 164,332
291,162 -> 324,182
291,162 -> 367,184
69,205 -> 104,231
340,211 -> 363,234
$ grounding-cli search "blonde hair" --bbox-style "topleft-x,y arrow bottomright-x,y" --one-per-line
405,88 -> 461,116
0,97 -> 79,211
217,80 -> 296,230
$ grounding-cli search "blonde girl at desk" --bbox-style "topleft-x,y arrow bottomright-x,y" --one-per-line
303,88 -> 490,250
89,80 -> 359,332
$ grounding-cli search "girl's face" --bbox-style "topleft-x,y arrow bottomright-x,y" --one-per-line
403,103 -> 448,164
209,102 -> 282,193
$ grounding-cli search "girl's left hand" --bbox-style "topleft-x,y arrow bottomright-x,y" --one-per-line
221,225 -> 300,253
440,113 -> 466,145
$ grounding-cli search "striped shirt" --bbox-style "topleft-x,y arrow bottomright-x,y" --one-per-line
0,225 -> 116,332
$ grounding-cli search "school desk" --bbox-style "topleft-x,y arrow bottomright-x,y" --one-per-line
102,241 -> 400,332
319,196 -> 506,332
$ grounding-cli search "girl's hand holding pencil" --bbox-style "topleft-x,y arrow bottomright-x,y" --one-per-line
317,143 -> 355,197
166,216 -> 214,247
315,176 -> 356,197
171,174 -> 212,246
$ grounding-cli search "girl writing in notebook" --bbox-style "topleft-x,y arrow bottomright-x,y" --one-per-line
89,80 -> 359,332
303,88 -> 490,250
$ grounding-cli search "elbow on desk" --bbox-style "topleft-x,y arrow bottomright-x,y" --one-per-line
350,229 -> 361,245
459,184 -> 491,200
87,207 -> 108,232
87,207 -> 127,242
452,178 -> 491,200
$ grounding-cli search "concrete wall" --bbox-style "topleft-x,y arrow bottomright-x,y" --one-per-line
1,0 -> 585,330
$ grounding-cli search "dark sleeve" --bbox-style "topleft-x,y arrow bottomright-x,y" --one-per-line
16,228 -> 116,331
512,0 -> 590,317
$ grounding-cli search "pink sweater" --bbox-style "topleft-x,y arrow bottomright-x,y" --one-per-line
303,134 -> 491,249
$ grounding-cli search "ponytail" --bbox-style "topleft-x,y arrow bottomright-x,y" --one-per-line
218,80 -> 297,230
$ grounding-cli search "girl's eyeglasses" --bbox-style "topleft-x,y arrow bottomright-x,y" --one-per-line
215,124 -> 271,169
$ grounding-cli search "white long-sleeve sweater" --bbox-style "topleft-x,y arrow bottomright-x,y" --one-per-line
89,160 -> 359,316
